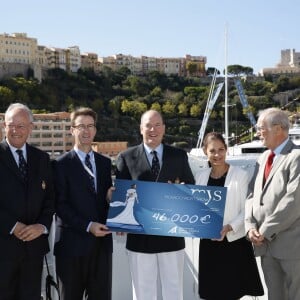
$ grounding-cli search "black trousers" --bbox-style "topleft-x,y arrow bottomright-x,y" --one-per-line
56,244 -> 112,300
0,255 -> 43,300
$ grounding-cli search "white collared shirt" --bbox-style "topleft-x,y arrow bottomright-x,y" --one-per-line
6,139 -> 27,165
144,143 -> 163,167
73,147 -> 98,233
272,137 -> 289,164
73,147 -> 97,191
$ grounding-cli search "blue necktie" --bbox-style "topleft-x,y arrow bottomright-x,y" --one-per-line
16,149 -> 28,182
85,154 -> 96,192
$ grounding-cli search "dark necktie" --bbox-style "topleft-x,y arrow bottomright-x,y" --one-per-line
16,149 -> 28,182
85,154 -> 96,192
264,151 -> 275,183
151,150 -> 160,178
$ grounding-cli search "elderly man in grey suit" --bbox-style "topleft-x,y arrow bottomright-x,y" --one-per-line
245,107 -> 300,300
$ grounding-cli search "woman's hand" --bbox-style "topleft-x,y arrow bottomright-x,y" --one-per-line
212,224 -> 232,242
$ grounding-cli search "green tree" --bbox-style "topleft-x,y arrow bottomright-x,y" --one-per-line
162,101 -> 176,117
206,67 -> 220,76
124,76 -> 150,96
178,102 -> 189,117
227,65 -> 254,76
179,125 -> 191,135
91,98 -> 104,113
121,99 -> 147,119
108,96 -> 123,129
150,102 -> 161,112
190,104 -> 201,117
0,86 -> 14,111
186,62 -> 198,76
150,86 -> 163,98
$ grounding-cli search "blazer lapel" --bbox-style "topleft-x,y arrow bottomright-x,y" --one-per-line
0,140 -> 24,183
70,150 -> 96,194
26,144 -> 39,186
137,144 -> 153,171
263,140 -> 295,188
95,153 -> 104,194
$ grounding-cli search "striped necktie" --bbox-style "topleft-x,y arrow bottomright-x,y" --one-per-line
85,154 -> 96,192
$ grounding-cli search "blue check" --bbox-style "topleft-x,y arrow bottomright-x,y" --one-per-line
106,179 -> 227,239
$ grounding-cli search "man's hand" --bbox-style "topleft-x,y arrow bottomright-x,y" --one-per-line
106,186 -> 115,203
14,223 -> 45,242
248,228 -> 265,246
89,222 -> 111,237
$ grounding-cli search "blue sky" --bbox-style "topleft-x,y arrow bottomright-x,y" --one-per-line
1,0 -> 299,74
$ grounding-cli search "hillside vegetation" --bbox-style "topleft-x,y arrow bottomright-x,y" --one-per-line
0,66 -> 299,148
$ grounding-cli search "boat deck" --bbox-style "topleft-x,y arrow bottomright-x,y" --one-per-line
42,234 -> 268,300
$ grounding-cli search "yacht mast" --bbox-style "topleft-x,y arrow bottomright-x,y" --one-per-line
224,25 -> 229,146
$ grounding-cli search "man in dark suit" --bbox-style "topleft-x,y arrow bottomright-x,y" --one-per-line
53,107 -> 113,300
0,103 -> 54,300
116,110 -> 195,300
245,108 -> 300,300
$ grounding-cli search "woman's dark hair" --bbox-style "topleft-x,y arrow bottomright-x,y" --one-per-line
202,132 -> 227,168
202,132 -> 227,151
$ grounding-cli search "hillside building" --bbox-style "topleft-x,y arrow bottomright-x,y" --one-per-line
261,48 -> 300,75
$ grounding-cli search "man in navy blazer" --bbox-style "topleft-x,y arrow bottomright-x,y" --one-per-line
245,108 -> 300,300
116,110 -> 195,300
53,107 -> 113,300
0,103 -> 54,300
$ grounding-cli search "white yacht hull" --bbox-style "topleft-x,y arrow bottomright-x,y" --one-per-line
42,230 -> 267,299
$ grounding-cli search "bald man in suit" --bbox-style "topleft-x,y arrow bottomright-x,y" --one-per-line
116,110 -> 195,300
245,108 -> 300,300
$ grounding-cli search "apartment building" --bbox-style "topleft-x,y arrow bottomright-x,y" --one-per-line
0,32 -> 37,64
141,56 -> 157,73
99,53 -> 207,77
156,56 -> 186,76
0,32 -> 208,79
66,46 -> 81,73
81,52 -> 100,71
44,47 -> 67,71
99,55 -> 117,71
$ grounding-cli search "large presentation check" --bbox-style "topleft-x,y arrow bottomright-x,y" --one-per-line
106,179 -> 227,239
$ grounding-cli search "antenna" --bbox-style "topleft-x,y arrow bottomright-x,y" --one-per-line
224,24 -> 229,146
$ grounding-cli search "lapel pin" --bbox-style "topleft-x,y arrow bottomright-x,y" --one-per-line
42,180 -> 46,190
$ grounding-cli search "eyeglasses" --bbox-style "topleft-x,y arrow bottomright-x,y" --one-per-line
255,124 -> 279,132
73,124 -> 96,131
255,125 -> 266,132
6,124 -> 31,130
